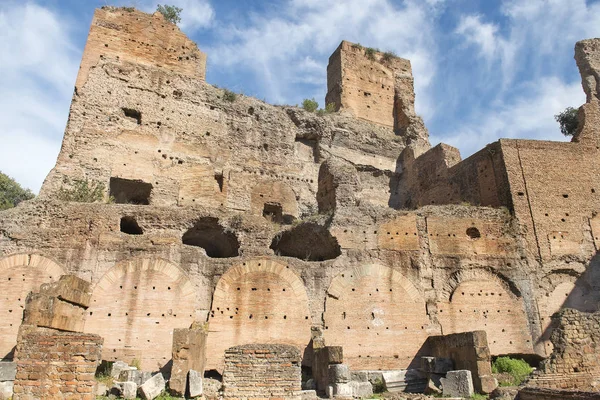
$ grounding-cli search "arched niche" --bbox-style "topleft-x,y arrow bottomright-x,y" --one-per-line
437,269 -> 533,355
206,259 -> 312,372
323,264 -> 431,370
84,258 -> 196,370
0,254 -> 65,359
537,270 -> 598,355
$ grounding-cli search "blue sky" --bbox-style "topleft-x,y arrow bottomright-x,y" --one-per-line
1,0 -> 599,193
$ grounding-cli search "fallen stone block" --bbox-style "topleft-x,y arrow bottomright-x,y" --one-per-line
188,369 -> 203,397
329,364 -> 350,383
349,381 -> 373,398
382,369 -> 427,393
50,274 -> 92,308
139,372 -> 165,400
350,371 -> 368,382
480,374 -> 498,394
111,361 -> 136,379
122,381 -> 137,399
118,369 -> 152,385
441,370 -> 474,398
0,362 -> 16,381
95,382 -> 108,397
0,381 -> 13,400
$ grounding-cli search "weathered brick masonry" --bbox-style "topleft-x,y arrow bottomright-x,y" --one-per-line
12,328 -> 103,400
223,344 -> 301,399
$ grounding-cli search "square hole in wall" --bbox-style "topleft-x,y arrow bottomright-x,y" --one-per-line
263,202 -> 283,223
109,177 -> 152,205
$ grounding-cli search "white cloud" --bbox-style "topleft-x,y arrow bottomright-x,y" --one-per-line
207,0 -> 439,118
431,77 -> 584,157
0,2 -> 80,193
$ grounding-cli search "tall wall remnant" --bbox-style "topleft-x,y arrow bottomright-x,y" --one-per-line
325,41 -> 430,155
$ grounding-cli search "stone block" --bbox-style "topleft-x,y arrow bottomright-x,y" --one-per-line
111,361 -> 135,379
420,356 -> 453,374
382,369 -> 427,393
441,370 -> 474,398
0,381 -> 13,400
351,371 -> 368,382
22,293 -> 86,332
51,275 -> 92,308
118,369 -> 152,386
349,381 -> 373,398
188,369 -> 203,397
0,362 -> 16,381
122,381 -> 137,399
95,382 -> 108,397
139,372 -> 165,400
327,382 -> 353,398
326,346 -> 343,364
479,374 -> 498,394
171,326 -> 207,396
329,364 -> 350,383
301,389 -> 318,400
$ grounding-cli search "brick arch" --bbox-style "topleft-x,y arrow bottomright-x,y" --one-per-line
324,264 -> 431,369
439,268 -> 522,302
0,253 -> 65,358
206,259 -> 312,372
537,270 -> 597,355
437,268 -> 533,355
85,258 -> 196,370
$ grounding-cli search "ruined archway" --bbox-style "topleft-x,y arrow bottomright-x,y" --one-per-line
182,217 -> 240,258
324,264 -> 431,370
206,259 -> 312,372
537,270 -> 598,355
84,258 -> 196,370
437,269 -> 533,355
0,253 -> 65,359
270,222 -> 341,261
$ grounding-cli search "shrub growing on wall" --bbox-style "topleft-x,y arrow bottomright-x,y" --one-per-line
302,98 -> 318,112
57,178 -> 108,203
156,4 -> 182,24
492,356 -> 533,386
554,106 -> 579,136
0,172 -> 34,210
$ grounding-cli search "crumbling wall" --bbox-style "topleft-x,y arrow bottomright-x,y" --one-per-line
222,344 -> 301,399
13,328 -> 103,400
170,324 -> 207,396
526,309 -> 600,391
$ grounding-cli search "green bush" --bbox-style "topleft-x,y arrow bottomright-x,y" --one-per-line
57,178 -> 108,203
0,172 -> 34,211
554,106 -> 579,136
492,356 -> 533,386
352,43 -> 364,50
316,102 -> 337,116
372,377 -> 385,393
156,4 -> 182,24
365,47 -> 378,61
302,98 -> 319,113
223,89 -> 237,102
382,50 -> 398,63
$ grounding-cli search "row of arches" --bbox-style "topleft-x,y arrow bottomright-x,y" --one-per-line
0,253 -> 592,371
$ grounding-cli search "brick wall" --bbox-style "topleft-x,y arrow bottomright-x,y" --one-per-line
222,344 -> 301,399
13,327 -> 103,400
526,309 -> 600,391
518,387 -> 600,400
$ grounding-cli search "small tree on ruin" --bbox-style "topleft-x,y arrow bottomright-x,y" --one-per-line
554,106 -> 579,137
156,4 -> 182,24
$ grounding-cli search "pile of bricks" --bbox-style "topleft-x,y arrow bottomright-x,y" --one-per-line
223,344 -> 301,399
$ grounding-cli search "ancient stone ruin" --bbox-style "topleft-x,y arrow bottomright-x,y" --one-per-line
1,5 -> 600,400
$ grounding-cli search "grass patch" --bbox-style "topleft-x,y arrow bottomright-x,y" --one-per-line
365,47 -> 379,61
492,356 -> 533,386
381,50 -> 398,62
